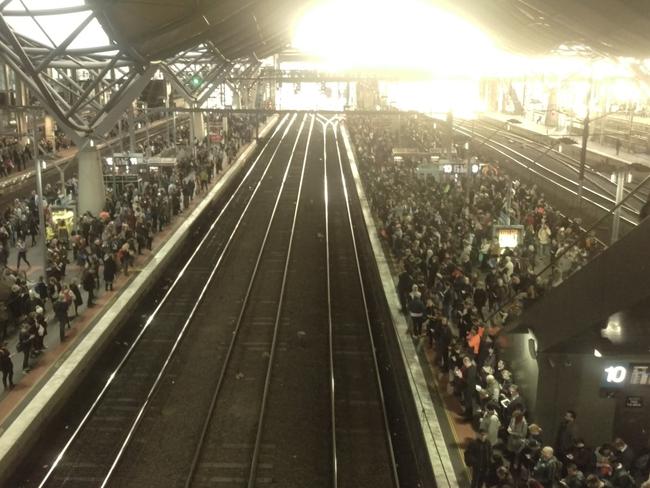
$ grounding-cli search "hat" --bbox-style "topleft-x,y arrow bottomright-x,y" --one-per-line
35,306 -> 43,315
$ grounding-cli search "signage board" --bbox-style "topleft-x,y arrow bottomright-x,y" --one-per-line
602,363 -> 650,388
625,396 -> 644,408
494,225 -> 524,251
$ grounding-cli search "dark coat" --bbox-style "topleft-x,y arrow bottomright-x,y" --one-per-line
465,437 -> 492,473
103,256 -> 117,281
69,283 -> 83,306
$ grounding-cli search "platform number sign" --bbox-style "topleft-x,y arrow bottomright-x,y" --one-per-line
604,366 -> 627,384
602,364 -> 650,388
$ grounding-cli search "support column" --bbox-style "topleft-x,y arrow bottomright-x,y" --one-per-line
78,144 -> 106,217
190,107 -> 205,145
31,114 -> 47,277
43,115 -> 55,153
545,87 -> 558,128
127,104 -> 136,153
15,80 -> 29,144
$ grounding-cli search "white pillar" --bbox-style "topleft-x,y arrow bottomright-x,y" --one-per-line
190,109 -> 205,142
44,115 -> 55,153
78,145 -> 106,216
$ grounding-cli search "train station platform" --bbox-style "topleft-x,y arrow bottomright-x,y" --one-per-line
0,116 -> 277,482
484,111 -> 650,170
0,116 -> 176,196
342,124 -> 465,488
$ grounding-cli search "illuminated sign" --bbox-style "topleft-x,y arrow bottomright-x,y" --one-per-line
494,225 -> 524,251
602,364 -> 650,387
630,364 -> 650,385
605,366 -> 627,384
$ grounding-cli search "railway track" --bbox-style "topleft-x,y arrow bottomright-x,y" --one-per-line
458,118 -> 649,220
452,122 -> 642,227
17,113 -> 414,488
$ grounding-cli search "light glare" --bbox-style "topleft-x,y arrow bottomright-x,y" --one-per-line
292,0 -> 499,76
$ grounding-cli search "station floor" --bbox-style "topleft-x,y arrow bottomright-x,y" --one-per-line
0,153 -> 236,435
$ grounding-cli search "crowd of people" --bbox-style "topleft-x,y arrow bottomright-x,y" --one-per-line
348,114 -> 649,488
0,114 -> 261,391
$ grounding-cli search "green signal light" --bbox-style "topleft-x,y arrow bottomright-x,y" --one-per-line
190,75 -> 203,88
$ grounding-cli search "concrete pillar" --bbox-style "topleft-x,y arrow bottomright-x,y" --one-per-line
44,115 -> 55,152
545,87 -> 559,128
127,103 -> 136,153
78,145 -> 106,216
190,109 -> 205,144
231,87 -> 241,109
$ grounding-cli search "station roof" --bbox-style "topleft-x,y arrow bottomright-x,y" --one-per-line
91,0 -> 650,64
90,0 -> 303,63
5,1 -> 650,65
437,0 -> 650,58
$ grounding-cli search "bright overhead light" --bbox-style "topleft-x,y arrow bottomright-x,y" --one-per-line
594,349 -> 603,358
292,0 -> 500,76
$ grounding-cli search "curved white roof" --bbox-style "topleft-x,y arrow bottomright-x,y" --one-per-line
3,0 -> 114,53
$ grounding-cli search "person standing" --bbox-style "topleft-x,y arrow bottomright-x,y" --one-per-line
0,342 -> 14,390
537,220 -> 552,260
459,355 -> 478,421
17,323 -> 33,372
69,280 -> 83,316
533,446 -> 562,488
82,267 -> 96,307
465,429 -> 493,488
16,238 -> 30,269
53,294 -> 69,343
103,253 -> 116,291
407,285 -> 426,336
556,410 -> 578,461
507,408 -> 528,471
479,403 -> 501,447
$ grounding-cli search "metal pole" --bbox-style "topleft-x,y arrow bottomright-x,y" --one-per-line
577,79 -> 593,208
577,115 -> 589,208
447,110 -> 453,158
118,117 -> 124,152
145,107 -> 150,156
466,155 -> 472,203
127,104 -> 136,153
627,108 -> 634,153
611,170 -> 626,244
32,113 -> 47,278
505,177 -> 512,225
172,110 -> 177,146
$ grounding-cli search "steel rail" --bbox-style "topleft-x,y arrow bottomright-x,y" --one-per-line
98,112 -> 302,487
246,113 -> 316,488
462,124 -> 640,217
96,113 -> 298,486
183,114 -> 310,488
37,113 -> 291,488
322,118 -> 339,488
468,119 -> 648,206
332,122 -> 401,487
454,126 -> 639,227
